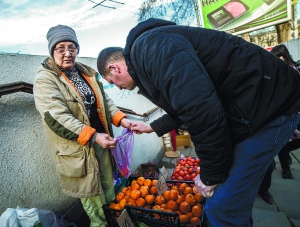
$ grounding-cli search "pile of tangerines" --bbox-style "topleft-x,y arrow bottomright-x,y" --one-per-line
108,176 -> 204,226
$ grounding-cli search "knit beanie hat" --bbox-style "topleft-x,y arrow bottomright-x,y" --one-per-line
47,25 -> 80,56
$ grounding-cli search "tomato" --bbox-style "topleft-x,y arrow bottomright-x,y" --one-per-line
184,175 -> 191,181
172,176 -> 176,180
196,169 -> 200,174
191,173 -> 196,179
195,158 -> 200,163
177,176 -> 184,181
175,168 -> 180,173
187,168 -> 194,174
179,171 -> 185,177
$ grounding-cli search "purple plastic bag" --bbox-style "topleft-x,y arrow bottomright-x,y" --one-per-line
111,128 -> 134,178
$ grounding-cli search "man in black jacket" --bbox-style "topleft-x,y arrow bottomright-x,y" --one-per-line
97,18 -> 300,226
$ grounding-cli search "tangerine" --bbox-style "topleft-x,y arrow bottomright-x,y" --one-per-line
152,179 -> 158,187
144,179 -> 152,187
179,183 -> 189,194
190,216 -> 201,226
152,205 -> 161,210
169,189 -> 179,201
131,190 -> 141,199
179,202 -> 191,214
166,200 -> 178,211
132,183 -> 140,190
184,187 -> 193,195
150,186 -> 158,195
195,193 -> 204,203
186,212 -> 193,221
160,203 -> 167,209
119,199 -> 127,209
179,214 -> 189,224
113,204 -> 122,210
136,197 -> 146,207
145,194 -> 155,205
131,180 -> 137,186
137,176 -> 145,186
109,202 -> 116,209
185,194 -> 196,206
171,185 -> 179,191
176,195 -> 185,204
163,190 -> 170,200
121,187 -> 128,194
140,187 -> 149,197
192,205 -> 202,217
116,192 -> 125,202
127,201 -> 137,207
155,195 -> 166,205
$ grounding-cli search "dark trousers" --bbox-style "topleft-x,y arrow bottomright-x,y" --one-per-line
278,139 -> 300,170
259,159 -> 276,194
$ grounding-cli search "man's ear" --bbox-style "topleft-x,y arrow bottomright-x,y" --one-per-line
108,63 -> 118,73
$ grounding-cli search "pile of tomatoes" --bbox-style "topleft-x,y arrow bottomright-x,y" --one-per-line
171,156 -> 200,181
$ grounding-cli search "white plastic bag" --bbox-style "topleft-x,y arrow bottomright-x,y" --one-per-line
0,208 -> 19,227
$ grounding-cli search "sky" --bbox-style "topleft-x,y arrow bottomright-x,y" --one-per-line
0,0 -> 144,57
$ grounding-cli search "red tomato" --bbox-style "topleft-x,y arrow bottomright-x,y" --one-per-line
177,176 -> 184,181
188,168 -> 194,174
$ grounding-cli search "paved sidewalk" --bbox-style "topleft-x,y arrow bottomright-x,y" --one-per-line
158,147 -> 300,227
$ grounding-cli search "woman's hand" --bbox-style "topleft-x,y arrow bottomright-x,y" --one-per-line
130,122 -> 154,134
194,175 -> 218,198
120,118 -> 133,128
94,133 -> 116,149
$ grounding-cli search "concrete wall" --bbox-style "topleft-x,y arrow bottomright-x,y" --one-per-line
0,53 -> 165,215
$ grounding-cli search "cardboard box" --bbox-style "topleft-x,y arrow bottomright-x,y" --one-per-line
175,131 -> 193,147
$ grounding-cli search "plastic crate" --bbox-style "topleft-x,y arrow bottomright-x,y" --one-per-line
131,163 -> 159,179
126,205 -> 180,227
102,203 -> 122,227
103,177 -> 203,227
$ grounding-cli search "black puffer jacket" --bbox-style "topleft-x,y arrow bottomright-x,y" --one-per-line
123,18 -> 300,185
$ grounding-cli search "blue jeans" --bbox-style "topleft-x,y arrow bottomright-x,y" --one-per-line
205,113 -> 300,227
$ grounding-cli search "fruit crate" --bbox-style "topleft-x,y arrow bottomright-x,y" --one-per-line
131,163 -> 160,179
103,177 -> 204,227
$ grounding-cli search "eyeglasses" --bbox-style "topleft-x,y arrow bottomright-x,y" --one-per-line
54,47 -> 78,55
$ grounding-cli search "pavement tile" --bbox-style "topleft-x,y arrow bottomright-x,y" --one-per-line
252,209 -> 291,227
290,218 -> 300,227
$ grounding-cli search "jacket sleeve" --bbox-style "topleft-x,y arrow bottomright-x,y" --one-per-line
131,33 -> 233,185
104,91 -> 126,126
34,71 -> 95,146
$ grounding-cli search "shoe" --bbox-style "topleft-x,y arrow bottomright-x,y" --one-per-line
260,191 -> 274,204
287,154 -> 292,165
282,169 -> 293,179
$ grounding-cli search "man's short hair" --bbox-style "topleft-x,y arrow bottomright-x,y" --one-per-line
97,47 -> 124,77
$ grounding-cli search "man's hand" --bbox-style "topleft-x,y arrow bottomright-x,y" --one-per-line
292,129 -> 300,140
130,122 -> 154,134
120,118 -> 133,128
94,133 -> 116,149
194,175 -> 218,198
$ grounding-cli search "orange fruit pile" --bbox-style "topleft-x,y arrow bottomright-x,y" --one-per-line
108,176 -> 204,226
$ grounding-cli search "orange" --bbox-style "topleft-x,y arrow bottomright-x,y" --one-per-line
166,200 -> 178,211
144,204 -> 151,209
136,197 -> 146,207
176,195 -> 185,204
113,204 -> 122,210
121,187 -> 128,194
131,180 -> 137,186
184,187 -> 193,195
186,212 -> 193,221
144,179 -> 152,187
163,190 -> 170,200
131,190 -> 141,200
140,187 -> 149,198
109,202 -> 116,209
132,183 -> 140,190
185,194 -> 196,206
160,203 -> 167,209
145,194 -> 155,205
175,210 -> 182,216
179,214 -> 189,224
169,189 -> 179,201
164,209 -> 173,213
127,185 -> 132,191
150,186 -> 158,195
124,195 -> 130,201
125,190 -> 132,197
116,192 -> 125,202
152,205 -> 161,210
195,193 -> 204,203
137,176 -> 145,186
127,201 -> 137,207
119,199 -> 127,209
171,185 -> 179,191
179,202 -> 191,214
152,179 -> 158,187
190,216 -> 201,226
179,183 -> 188,194
191,205 -> 202,217
155,195 -> 166,205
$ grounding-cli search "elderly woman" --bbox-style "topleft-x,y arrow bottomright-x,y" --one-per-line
33,25 -> 131,226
